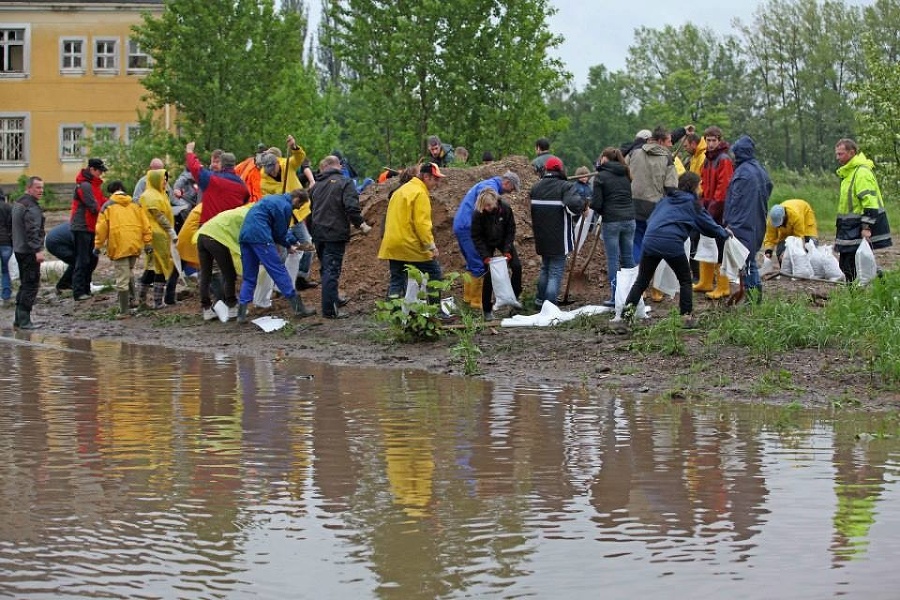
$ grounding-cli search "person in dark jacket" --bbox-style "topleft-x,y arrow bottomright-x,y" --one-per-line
11,176 -> 46,329
622,172 -> 730,328
530,156 -> 586,308
471,187 -> 521,320
592,147 -> 635,307
70,157 -> 106,300
0,192 -> 12,306
310,155 -> 371,319
723,135 -> 773,302
45,221 -> 76,293
236,190 -> 315,323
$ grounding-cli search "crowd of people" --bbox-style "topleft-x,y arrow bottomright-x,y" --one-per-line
0,129 -> 891,331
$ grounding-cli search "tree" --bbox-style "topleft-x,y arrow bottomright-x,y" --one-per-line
132,0 -> 316,156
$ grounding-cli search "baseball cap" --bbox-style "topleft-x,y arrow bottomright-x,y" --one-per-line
544,156 -> 564,173
88,158 -> 108,172
769,204 -> 786,227
635,129 -> 652,140
419,162 -> 445,178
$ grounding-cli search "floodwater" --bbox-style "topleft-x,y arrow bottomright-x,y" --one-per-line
1,336 -> 899,600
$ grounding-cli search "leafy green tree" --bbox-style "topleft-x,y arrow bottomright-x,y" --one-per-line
132,0 -> 317,157
322,0 -> 568,172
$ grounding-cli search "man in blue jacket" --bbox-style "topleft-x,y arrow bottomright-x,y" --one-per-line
453,171 -> 520,307
723,135 -> 773,302
236,189 -> 316,323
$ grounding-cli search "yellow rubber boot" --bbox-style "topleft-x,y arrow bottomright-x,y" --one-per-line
462,277 -> 473,306
470,275 -> 485,308
693,261 -> 715,292
706,265 -> 731,299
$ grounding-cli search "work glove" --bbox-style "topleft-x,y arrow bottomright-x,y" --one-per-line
144,245 -> 153,256
764,249 -> 773,259
92,248 -> 101,257
168,229 -> 178,242
360,222 -> 372,234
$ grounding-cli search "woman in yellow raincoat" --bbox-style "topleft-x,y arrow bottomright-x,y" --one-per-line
138,169 -> 176,308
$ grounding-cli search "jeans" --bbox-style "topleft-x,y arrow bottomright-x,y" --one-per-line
535,254 -> 566,307
744,250 -> 761,298
632,219 -> 647,263
71,230 -> 97,298
316,240 -> 346,316
14,252 -> 39,311
290,221 -> 313,279
387,259 -> 443,300
601,220 -> 636,301
239,242 -> 296,304
0,245 -> 12,300
624,252 -> 694,315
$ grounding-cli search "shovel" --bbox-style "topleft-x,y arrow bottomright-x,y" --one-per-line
576,222 -> 602,276
560,211 -> 591,305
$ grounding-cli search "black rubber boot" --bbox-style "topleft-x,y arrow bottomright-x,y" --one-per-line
15,306 -> 38,330
290,295 -> 316,318
117,291 -> 131,317
236,303 -> 249,324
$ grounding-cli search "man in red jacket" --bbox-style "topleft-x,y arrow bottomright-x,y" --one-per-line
696,126 -> 734,299
185,141 -> 249,224
70,157 -> 107,301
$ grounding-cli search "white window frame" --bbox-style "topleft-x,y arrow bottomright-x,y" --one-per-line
125,123 -> 141,145
60,124 -> 86,161
126,38 -> 151,74
60,36 -> 86,74
0,24 -> 30,79
0,112 -> 29,165
93,37 -> 119,74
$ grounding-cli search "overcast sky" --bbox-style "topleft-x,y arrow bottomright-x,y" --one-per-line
306,1 -> 877,90
547,0 -> 877,88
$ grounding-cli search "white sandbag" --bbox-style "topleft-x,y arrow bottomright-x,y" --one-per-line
574,210 -> 594,252
819,244 -> 845,282
500,301 -> 612,327
9,254 -> 20,281
489,256 -> 521,310
781,236 -> 814,279
721,237 -> 750,282
252,251 -> 301,308
39,259 -> 66,281
760,256 -> 776,277
614,266 -> 648,320
651,239 -> 691,298
855,238 -> 878,286
402,273 -> 427,314
695,234 -> 719,263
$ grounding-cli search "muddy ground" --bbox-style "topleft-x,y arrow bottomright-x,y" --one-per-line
15,157 -> 900,411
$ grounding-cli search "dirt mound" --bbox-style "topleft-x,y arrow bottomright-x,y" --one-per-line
345,156 -> 607,304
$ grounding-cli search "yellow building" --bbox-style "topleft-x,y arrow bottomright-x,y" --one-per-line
0,0 -> 168,186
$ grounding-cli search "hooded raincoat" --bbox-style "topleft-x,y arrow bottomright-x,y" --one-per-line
195,205 -> 251,275
139,169 -> 175,278
95,191 -> 152,260
378,177 -> 436,262
723,136 -> 773,255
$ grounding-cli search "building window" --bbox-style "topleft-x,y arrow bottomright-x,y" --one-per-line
0,115 -> 27,163
0,26 -> 28,77
93,38 -> 118,73
60,37 -> 86,73
126,39 -> 151,73
61,125 -> 85,160
125,124 -> 141,144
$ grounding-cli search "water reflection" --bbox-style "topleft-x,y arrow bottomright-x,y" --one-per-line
0,334 -> 899,599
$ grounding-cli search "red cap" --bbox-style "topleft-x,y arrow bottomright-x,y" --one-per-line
544,156 -> 563,172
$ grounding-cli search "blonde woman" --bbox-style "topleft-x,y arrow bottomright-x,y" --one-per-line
470,187 -> 521,320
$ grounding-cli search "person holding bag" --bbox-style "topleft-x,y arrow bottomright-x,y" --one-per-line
834,138 -> 892,282
471,187 -> 521,321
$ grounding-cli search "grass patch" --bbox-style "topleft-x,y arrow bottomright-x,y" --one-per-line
629,309 -> 688,356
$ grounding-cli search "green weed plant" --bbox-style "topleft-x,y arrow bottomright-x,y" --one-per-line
374,266 -> 458,342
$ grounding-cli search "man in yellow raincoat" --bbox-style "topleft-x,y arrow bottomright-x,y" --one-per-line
377,162 -> 446,298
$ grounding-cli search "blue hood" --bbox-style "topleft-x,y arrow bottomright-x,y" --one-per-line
732,135 -> 756,166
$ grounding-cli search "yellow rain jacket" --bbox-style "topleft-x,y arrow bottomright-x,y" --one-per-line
95,191 -> 152,260
763,199 -> 819,251
260,146 -> 310,221
377,177 -> 436,262
194,205 -> 251,275
139,169 -> 175,277
176,203 -> 203,268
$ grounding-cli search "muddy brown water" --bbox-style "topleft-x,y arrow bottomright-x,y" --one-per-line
1,334 -> 899,599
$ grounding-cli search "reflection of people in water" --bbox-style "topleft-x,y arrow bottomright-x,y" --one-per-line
830,429 -> 892,565
590,400 -> 769,557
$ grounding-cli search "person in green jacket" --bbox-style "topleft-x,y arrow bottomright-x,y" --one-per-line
834,138 -> 892,281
